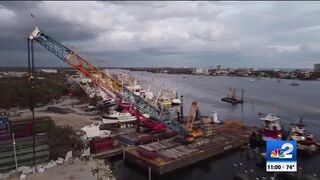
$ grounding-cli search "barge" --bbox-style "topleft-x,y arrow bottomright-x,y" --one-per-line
124,122 -> 253,174
221,88 -> 244,105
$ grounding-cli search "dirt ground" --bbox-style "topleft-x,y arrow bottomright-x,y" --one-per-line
10,97 -> 100,130
7,158 -> 113,180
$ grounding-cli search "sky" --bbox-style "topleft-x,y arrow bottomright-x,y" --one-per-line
1,1 -> 320,68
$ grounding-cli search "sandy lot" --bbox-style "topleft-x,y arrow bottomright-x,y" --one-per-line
10,97 -> 100,130
7,158 -> 114,180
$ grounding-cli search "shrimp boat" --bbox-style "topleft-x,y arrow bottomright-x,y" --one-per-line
126,79 -> 147,98
157,81 -> 179,108
289,119 -> 320,154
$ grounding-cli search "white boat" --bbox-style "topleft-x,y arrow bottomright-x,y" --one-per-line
171,98 -> 181,106
80,122 -> 111,140
101,111 -> 137,124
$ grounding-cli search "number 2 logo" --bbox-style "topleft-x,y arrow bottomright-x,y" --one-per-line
281,143 -> 293,159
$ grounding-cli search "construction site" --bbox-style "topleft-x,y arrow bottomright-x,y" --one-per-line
1,25 -> 319,180
0,25 -> 258,180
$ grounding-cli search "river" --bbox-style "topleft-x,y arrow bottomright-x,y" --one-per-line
110,71 -> 320,180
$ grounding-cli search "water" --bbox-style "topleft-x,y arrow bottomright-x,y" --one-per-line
110,71 -> 320,179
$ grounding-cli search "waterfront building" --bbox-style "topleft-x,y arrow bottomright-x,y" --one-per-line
192,68 -> 209,75
41,69 -> 58,73
314,64 -> 320,72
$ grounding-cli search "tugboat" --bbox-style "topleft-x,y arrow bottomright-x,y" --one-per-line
259,113 -> 283,141
250,113 -> 283,148
289,118 -> 320,154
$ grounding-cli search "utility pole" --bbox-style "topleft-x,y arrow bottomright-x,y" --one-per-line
180,95 -> 184,123
12,132 -> 18,172
27,38 -> 36,167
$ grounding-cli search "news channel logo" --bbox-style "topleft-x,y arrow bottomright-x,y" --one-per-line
266,140 -> 297,172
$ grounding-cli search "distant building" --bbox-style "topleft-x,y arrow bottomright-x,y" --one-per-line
192,68 -> 209,75
2,72 -> 28,77
41,69 -> 58,73
278,72 -> 289,78
314,64 -> 320,72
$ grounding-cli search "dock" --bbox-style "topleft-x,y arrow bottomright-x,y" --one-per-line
124,122 -> 253,174
92,145 -> 124,159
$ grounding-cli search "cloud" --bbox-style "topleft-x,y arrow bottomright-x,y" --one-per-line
268,45 -> 301,53
0,1 -> 320,68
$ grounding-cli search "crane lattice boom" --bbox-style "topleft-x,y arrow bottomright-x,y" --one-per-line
28,26 -> 187,134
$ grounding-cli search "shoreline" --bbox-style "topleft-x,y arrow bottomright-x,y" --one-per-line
118,69 -> 320,82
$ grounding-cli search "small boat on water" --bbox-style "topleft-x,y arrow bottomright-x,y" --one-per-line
289,81 -> 300,86
249,78 -> 256,82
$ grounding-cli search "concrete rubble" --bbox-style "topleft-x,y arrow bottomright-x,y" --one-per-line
36,165 -> 45,173
64,151 -> 72,162
19,174 -> 26,180
17,166 -> 34,174
81,148 -> 90,158
0,173 -> 10,179
55,157 -> 64,165
44,160 -> 57,169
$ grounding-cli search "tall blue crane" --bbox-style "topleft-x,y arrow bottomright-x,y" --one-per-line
28,26 -> 188,134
